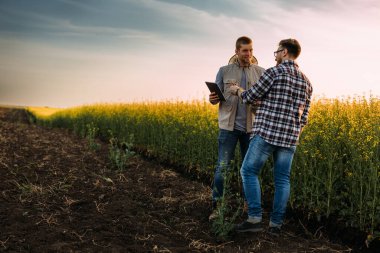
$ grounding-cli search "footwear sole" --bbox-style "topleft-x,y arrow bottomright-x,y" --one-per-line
236,228 -> 263,233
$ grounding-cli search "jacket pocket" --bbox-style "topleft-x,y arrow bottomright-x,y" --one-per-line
223,82 -> 237,97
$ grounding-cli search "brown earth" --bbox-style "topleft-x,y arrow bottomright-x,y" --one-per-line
0,107 -> 354,252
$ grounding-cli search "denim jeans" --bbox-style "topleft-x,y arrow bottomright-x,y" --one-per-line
212,129 -> 250,204
240,134 -> 296,226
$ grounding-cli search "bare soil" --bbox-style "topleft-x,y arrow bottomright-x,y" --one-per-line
0,107 -> 356,252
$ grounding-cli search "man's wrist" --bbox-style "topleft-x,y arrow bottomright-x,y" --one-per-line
236,87 -> 243,97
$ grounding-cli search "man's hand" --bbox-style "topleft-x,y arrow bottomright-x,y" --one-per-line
209,92 -> 220,105
228,84 -> 244,96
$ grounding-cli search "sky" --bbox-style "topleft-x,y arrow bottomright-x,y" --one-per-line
0,0 -> 379,108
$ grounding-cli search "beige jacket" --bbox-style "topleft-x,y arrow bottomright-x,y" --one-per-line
218,62 -> 265,133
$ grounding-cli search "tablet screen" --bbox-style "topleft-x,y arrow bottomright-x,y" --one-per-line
205,82 -> 226,101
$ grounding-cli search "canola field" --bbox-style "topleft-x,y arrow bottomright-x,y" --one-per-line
28,97 -> 380,234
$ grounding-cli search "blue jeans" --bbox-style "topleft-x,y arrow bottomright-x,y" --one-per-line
240,134 -> 296,226
212,129 -> 250,204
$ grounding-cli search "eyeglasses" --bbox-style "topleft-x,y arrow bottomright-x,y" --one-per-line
273,49 -> 284,56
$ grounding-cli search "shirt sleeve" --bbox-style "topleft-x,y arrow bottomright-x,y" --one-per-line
300,85 -> 313,127
215,68 -> 223,92
241,68 -> 274,104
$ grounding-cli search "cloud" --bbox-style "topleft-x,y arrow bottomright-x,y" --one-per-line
0,0 -> 211,43
0,0 -> 379,107
156,0 -> 342,18
156,0 -> 264,20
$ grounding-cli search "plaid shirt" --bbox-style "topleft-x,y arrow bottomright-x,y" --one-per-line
241,60 -> 313,147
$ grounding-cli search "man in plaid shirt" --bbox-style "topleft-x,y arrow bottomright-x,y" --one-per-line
229,38 -> 313,236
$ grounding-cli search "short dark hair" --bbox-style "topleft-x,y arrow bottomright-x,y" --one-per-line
279,39 -> 301,58
236,36 -> 252,50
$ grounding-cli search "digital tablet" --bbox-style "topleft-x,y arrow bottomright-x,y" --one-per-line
205,82 -> 226,101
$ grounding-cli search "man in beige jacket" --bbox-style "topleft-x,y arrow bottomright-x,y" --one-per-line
208,36 -> 265,220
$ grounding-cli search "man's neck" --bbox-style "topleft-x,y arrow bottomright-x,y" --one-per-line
281,56 -> 295,62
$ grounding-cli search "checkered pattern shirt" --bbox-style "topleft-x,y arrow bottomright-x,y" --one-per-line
241,60 -> 313,147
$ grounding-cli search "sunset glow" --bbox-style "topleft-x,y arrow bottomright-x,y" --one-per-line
1,0 -> 379,107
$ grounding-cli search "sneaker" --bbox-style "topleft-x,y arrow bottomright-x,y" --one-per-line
208,209 -> 218,221
267,226 -> 281,237
235,220 -> 263,233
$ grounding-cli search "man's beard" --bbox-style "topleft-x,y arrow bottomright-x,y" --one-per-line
240,57 -> 250,66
